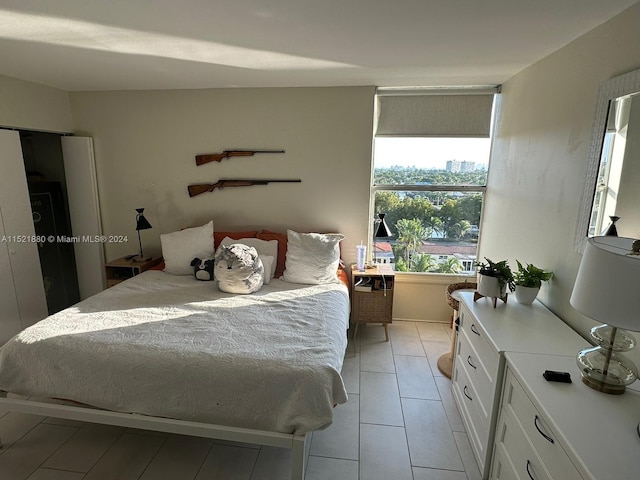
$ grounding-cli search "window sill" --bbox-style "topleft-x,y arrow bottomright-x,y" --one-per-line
394,272 -> 476,285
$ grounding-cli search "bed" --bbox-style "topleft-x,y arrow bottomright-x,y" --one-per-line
0,228 -> 350,480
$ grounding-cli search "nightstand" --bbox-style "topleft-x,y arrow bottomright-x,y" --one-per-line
350,264 -> 395,341
104,256 -> 162,288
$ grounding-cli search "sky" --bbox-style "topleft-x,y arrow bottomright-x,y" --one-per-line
374,137 -> 491,169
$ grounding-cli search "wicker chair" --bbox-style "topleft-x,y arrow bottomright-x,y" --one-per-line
438,281 -> 477,378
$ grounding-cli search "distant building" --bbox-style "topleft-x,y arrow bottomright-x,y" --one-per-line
372,241 -> 395,266
419,242 -> 477,273
446,160 -> 476,173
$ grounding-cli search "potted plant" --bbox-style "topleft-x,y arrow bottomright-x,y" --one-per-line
476,258 -> 515,306
513,260 -> 553,305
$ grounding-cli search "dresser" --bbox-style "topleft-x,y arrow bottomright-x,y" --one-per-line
451,292 -> 588,478
493,353 -> 640,480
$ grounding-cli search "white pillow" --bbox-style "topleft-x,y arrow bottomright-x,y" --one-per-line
214,244 -> 264,294
219,236 -> 278,278
160,221 -> 214,275
282,230 -> 345,284
260,255 -> 275,284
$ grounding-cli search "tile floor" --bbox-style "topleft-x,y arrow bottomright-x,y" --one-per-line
0,321 -> 481,480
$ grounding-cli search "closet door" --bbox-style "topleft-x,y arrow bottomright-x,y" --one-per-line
0,129 -> 48,342
0,207 -> 22,343
61,136 -> 105,299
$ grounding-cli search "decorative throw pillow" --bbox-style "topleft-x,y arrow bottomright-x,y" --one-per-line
160,221 -> 214,275
219,236 -> 278,279
282,230 -> 345,285
214,244 -> 264,294
190,257 -> 215,281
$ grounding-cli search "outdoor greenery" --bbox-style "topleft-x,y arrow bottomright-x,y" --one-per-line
374,166 -> 485,273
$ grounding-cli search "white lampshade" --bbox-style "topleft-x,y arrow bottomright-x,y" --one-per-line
570,236 -> 640,332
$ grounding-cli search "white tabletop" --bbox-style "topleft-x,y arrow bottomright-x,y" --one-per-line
459,291 -> 588,356
505,352 -> 640,480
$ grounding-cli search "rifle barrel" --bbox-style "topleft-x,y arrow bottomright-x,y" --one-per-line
189,179 -> 300,197
218,179 -> 301,183
224,150 -> 285,153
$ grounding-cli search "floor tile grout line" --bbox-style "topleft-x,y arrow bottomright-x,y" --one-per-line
135,433 -> 172,480
0,412 -> 52,460
38,420 -> 87,475
80,428 -> 128,479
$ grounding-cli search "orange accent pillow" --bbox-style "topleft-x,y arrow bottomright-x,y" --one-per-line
214,231 -> 258,249
256,229 -> 288,278
150,260 -> 165,270
336,266 -> 349,288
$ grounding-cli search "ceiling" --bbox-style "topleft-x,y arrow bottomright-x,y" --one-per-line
0,0 -> 636,91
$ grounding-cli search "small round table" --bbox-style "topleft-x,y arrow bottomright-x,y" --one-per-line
437,282 -> 477,378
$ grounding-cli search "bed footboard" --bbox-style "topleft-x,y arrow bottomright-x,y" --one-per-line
0,395 -> 309,479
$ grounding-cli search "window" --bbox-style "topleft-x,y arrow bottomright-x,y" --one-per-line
371,89 -> 498,274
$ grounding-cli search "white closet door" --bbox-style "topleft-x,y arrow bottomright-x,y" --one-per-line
0,129 -> 48,341
61,136 -> 105,299
0,207 -> 22,343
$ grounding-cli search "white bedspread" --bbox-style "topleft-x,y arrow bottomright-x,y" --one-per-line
0,271 -> 350,434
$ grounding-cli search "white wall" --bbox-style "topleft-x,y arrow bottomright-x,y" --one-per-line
481,3 -> 640,364
0,74 -> 73,133
69,87 -> 375,267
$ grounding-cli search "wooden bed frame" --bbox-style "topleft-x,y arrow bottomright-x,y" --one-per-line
0,392 -> 309,479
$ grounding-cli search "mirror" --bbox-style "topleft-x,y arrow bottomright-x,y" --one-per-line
575,67 -> 640,252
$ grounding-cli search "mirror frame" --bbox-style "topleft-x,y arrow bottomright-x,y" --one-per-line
574,67 -> 640,253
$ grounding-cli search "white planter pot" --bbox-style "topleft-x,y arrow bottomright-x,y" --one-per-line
477,274 -> 506,298
515,285 -> 539,305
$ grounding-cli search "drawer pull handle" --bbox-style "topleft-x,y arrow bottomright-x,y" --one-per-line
467,355 -> 477,369
470,323 -> 480,336
463,385 -> 473,401
534,415 -> 555,444
526,460 -> 535,480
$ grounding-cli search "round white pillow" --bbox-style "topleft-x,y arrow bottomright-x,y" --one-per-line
214,244 -> 264,294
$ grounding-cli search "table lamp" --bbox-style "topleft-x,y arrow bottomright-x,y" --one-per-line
570,236 -> 640,394
372,213 -> 393,266
374,213 -> 392,238
134,208 -> 152,262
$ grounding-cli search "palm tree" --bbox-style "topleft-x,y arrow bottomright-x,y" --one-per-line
435,257 -> 463,273
395,218 -> 429,271
414,253 -> 437,272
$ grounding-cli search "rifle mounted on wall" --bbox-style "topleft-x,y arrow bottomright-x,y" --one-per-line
195,149 -> 285,166
188,179 -> 301,197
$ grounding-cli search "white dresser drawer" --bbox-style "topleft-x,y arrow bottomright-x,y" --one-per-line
453,357 -> 489,466
456,328 -> 493,418
459,304 -> 499,380
494,406 -> 552,480
501,370 -> 582,480
490,442 -> 519,480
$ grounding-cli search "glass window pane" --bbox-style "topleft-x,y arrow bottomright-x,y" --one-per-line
373,190 -> 482,274
373,137 -> 489,186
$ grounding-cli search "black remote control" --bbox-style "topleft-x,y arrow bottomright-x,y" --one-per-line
543,370 -> 572,383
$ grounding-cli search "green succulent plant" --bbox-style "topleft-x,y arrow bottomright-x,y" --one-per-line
514,260 -> 553,288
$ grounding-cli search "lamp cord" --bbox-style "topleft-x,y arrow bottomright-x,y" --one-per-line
381,273 -> 387,297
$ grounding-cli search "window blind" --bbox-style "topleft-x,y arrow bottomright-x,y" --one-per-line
375,89 -> 497,137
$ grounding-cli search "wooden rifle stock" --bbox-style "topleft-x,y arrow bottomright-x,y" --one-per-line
188,179 -> 301,197
195,149 -> 285,166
